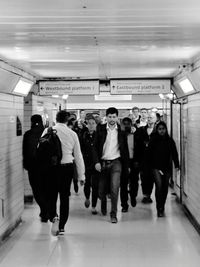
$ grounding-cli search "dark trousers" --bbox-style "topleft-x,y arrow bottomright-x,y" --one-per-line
140,165 -> 154,197
84,169 -> 100,208
120,160 -> 140,208
28,167 -> 49,219
49,163 -> 73,229
153,169 -> 171,211
99,159 -> 122,217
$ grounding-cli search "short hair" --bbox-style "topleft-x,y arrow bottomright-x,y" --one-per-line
56,110 -> 70,123
132,106 -> 139,111
122,117 -> 132,124
106,107 -> 118,116
141,108 -> 148,112
31,114 -> 43,125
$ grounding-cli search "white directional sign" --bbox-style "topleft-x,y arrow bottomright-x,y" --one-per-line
39,81 -> 99,95
110,80 -> 171,94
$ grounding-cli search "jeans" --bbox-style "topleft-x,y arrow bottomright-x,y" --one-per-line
140,165 -> 154,197
120,159 -> 140,208
49,163 -> 73,229
153,169 -> 171,211
84,169 -> 100,208
99,158 -> 122,217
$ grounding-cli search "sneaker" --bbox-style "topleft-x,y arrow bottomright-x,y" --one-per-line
91,207 -> 98,215
111,216 -> 118,223
51,217 -> 59,236
84,199 -> 90,208
59,229 -> 65,235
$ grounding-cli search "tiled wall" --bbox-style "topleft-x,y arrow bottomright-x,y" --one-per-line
183,94 -> 200,224
0,93 -> 24,238
173,93 -> 200,226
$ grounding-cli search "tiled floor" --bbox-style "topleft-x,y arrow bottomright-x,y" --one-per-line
0,188 -> 200,267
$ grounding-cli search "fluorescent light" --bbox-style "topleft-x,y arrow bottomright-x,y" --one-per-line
159,93 -> 165,99
62,94 -> 69,100
52,95 -> 59,98
13,78 -> 34,96
95,92 -> 132,101
179,78 -> 195,93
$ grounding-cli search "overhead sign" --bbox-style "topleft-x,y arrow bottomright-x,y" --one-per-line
39,80 -> 99,95
110,80 -> 171,94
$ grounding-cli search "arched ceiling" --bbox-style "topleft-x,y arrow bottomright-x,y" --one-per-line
0,0 -> 200,80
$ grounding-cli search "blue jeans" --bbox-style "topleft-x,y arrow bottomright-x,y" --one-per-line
99,158 -> 122,217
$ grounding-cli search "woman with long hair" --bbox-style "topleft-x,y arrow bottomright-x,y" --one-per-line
149,121 -> 179,217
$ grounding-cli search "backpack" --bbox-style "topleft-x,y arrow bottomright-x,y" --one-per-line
36,127 -> 62,167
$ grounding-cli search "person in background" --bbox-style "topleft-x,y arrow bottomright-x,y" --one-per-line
22,114 -> 49,222
93,107 -> 129,223
80,115 -> 99,214
132,106 -> 141,127
74,109 -> 87,138
149,121 -> 179,217
155,112 -> 161,126
68,117 -> 79,194
46,110 -> 85,236
135,111 -> 157,204
120,117 -> 138,212
138,108 -> 148,127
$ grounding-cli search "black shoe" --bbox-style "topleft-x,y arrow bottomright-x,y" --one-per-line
111,216 -> 118,223
131,198 -> 137,207
101,209 -> 107,216
121,207 -> 128,213
74,182 -> 79,193
40,217 -> 48,223
157,211 -> 164,217
142,196 -> 153,204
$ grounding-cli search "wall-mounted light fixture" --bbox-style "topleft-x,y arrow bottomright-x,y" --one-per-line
178,78 -> 195,94
13,78 -> 34,96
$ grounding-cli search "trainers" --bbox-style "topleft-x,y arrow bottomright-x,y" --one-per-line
111,216 -> 118,223
91,207 -> 98,215
84,199 -> 90,208
51,217 -> 59,236
59,229 -> 65,235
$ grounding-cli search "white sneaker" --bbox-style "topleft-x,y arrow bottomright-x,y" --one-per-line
51,217 -> 59,236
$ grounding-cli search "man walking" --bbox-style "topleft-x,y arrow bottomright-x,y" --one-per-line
93,107 -> 129,223
46,110 -> 85,236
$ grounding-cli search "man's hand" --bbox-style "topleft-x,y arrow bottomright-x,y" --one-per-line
95,163 -> 101,172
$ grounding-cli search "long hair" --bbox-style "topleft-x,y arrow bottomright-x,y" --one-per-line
155,121 -> 169,138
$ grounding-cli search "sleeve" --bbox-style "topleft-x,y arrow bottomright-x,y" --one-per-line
73,133 -> 85,181
171,138 -> 180,169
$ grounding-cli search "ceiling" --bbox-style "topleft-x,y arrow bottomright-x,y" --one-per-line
1,0 -> 200,80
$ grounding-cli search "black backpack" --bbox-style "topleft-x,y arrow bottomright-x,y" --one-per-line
36,127 -> 62,167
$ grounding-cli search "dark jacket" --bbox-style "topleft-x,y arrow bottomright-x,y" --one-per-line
22,125 -> 44,170
93,123 -> 129,172
134,125 -> 157,167
149,134 -> 179,172
80,130 -> 96,171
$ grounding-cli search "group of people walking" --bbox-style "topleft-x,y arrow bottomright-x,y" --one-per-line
23,106 -> 179,236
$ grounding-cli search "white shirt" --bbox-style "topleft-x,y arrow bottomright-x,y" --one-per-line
43,123 -> 85,181
127,133 -> 134,159
102,124 -> 120,160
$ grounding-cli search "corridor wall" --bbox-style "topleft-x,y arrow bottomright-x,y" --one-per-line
0,93 -> 24,239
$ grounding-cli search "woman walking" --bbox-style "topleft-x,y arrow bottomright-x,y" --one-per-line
149,121 -> 179,217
